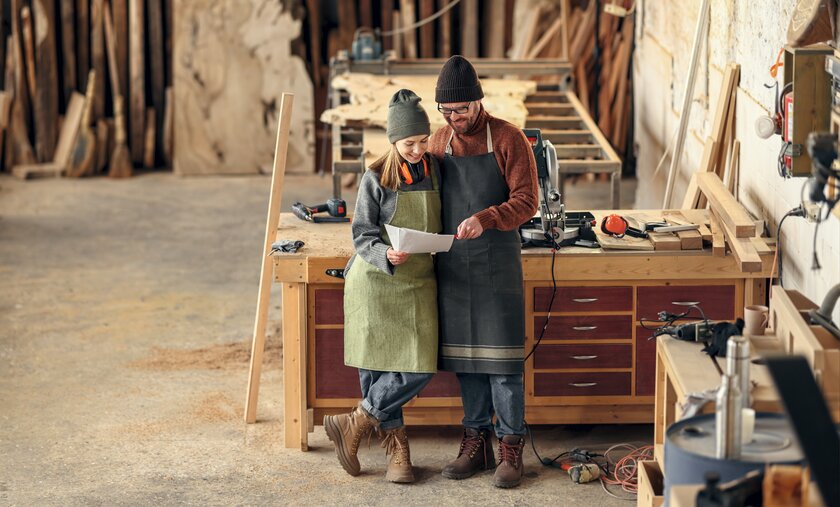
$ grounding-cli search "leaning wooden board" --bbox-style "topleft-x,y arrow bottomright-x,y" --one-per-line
129,0 -> 145,165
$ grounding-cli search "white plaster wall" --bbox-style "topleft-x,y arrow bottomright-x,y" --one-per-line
634,0 -> 840,322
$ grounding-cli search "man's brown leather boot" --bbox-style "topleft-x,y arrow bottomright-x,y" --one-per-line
323,402 -> 379,476
381,426 -> 414,483
493,434 -> 525,488
441,427 -> 496,480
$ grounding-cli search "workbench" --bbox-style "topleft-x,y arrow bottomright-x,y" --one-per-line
275,211 -> 773,450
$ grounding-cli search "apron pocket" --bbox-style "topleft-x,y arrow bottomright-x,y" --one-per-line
489,243 -> 523,294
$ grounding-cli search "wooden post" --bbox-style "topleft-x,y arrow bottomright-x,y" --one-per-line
282,282 -> 308,450
245,92 -> 295,424
76,0 -> 90,91
59,0 -> 77,102
32,0 -> 59,163
91,0 -> 106,122
485,0 -> 505,58
129,0 -> 145,165
438,0 -> 451,57
419,0 -> 434,58
461,0 -> 478,57
147,0 -> 165,165
400,0 -> 417,59
113,0 -> 129,102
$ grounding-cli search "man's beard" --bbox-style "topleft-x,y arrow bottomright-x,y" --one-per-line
447,116 -> 472,134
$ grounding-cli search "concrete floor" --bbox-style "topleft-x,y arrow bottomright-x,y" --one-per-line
0,172 -> 647,505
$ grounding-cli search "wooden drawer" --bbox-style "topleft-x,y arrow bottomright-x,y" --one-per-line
534,286 -> 633,312
419,371 -> 461,397
314,288 -> 344,325
533,315 -> 632,340
534,372 -> 631,396
635,326 -> 657,396
534,344 -> 632,369
637,284 -> 736,321
314,329 -> 360,399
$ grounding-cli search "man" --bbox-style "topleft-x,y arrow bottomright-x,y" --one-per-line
428,55 -> 538,488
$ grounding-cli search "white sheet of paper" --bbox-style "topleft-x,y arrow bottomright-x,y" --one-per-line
384,224 -> 455,254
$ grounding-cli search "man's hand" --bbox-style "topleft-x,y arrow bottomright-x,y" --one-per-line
456,216 -> 484,240
387,247 -> 410,265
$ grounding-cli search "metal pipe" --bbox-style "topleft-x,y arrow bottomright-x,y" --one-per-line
727,335 -> 751,409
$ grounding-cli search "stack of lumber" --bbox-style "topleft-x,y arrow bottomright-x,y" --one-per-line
0,0 -> 174,179
512,0 -> 635,161
682,63 -> 741,209
593,211 -> 713,253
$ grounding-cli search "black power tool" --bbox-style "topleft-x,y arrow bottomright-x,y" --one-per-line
291,198 -> 350,223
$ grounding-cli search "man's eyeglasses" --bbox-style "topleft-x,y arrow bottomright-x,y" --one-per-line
437,102 -> 472,116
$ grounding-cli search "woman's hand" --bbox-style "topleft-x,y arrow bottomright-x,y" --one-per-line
387,247 -> 410,266
456,216 -> 484,240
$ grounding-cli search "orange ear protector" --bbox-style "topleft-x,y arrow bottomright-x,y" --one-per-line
399,158 -> 429,185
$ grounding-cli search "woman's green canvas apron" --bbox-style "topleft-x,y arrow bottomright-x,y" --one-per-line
344,161 -> 441,373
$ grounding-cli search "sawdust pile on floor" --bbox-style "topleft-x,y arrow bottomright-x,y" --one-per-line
119,393 -> 244,437
130,335 -> 283,371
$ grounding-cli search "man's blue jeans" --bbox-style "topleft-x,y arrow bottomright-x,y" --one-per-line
457,372 -> 525,437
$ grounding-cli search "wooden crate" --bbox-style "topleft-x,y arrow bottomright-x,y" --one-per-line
637,460 -> 664,507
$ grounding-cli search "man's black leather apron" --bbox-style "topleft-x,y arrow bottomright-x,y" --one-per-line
436,124 -> 525,375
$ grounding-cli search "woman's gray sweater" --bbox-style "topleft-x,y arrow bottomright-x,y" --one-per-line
347,157 -> 440,276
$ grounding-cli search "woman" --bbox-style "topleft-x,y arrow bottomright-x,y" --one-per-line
324,89 -> 441,484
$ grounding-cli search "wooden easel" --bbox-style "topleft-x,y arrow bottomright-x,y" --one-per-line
245,92 -> 295,424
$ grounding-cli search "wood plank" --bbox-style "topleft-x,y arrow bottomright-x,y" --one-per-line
555,144 -> 604,159
12,162 -> 62,179
32,0 -> 59,163
697,172 -> 756,238
359,0 -> 372,28
129,0 -> 144,164
112,0 -> 128,101
437,0 -> 451,57
52,92 -> 86,168
709,64 -> 739,171
76,0 -> 90,91
648,232 -> 682,251
526,16 -> 563,59
418,0 -> 434,58
717,211 -> 762,272
143,108 -> 155,169
246,93 -> 295,424
305,0 -> 321,87
675,229 -> 703,250
59,0 -> 77,102
382,0 -> 394,52
147,0 -> 165,165
5,33 -> 36,168
162,87 -> 173,168
400,0 -> 417,59
485,0 -> 506,58
91,0 -> 106,121
20,6 -> 37,103
66,70 -> 97,177
726,139 -> 740,194
461,0 -> 478,57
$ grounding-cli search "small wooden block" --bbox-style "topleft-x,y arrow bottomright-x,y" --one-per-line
709,213 -> 726,257
12,162 -> 63,179
676,229 -> 703,250
649,232 -> 682,251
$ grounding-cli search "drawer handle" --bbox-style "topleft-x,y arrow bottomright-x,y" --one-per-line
569,382 -> 598,388
672,301 -> 701,306
572,326 -> 598,331
571,355 -> 598,360
572,298 -> 599,303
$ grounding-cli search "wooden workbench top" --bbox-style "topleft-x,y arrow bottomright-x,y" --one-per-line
273,210 -> 774,283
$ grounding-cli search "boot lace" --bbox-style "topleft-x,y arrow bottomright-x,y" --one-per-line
499,438 -> 522,467
381,431 -> 410,464
458,431 -> 485,461
350,412 -> 379,454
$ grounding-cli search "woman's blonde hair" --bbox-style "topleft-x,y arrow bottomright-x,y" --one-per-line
369,145 -> 405,191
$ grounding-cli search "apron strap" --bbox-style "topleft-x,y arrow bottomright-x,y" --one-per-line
444,123 -> 494,155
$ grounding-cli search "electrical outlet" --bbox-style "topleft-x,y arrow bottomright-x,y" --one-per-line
804,202 -> 822,222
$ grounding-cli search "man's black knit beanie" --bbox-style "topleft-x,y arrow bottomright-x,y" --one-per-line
435,55 -> 484,104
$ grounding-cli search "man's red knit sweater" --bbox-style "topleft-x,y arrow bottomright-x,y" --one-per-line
428,106 -> 539,232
